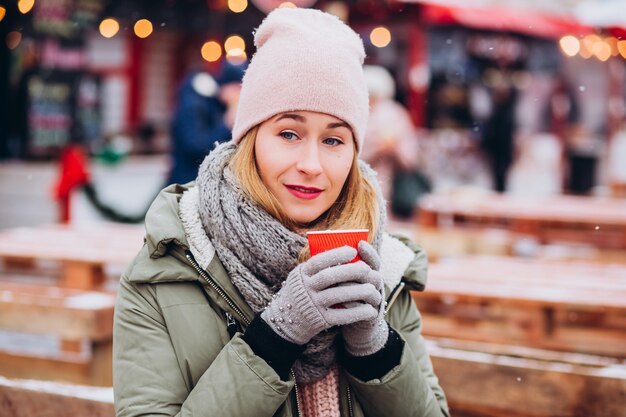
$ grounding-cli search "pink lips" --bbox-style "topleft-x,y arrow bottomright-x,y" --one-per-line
284,184 -> 323,200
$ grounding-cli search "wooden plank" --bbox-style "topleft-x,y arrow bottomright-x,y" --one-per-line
417,193 -> 626,249
428,339 -> 626,417
0,341 -> 113,387
0,223 -> 143,289
62,261 -> 106,290
0,282 -> 114,386
0,376 -> 114,417
419,193 -> 626,226
413,257 -> 626,357
422,257 -> 626,310
0,283 -> 115,341
0,223 -> 143,264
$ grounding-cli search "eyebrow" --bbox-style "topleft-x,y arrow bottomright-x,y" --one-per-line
275,113 -> 351,130
275,113 -> 306,123
327,121 -> 351,130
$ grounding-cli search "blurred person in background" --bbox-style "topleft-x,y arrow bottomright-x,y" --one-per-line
9,39 -> 39,159
361,65 -> 430,219
167,61 -> 246,185
113,8 -> 448,417
480,81 -> 517,192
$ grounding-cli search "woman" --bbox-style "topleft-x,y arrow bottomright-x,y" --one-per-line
113,7 -> 449,417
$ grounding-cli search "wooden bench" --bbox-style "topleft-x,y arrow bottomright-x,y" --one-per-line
413,256 -> 626,358
428,338 -> 626,417
611,181 -> 626,198
0,376 -> 114,417
417,193 -> 626,249
0,281 -> 115,386
0,223 -> 144,290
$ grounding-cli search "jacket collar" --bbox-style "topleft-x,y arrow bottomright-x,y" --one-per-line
144,183 -> 192,259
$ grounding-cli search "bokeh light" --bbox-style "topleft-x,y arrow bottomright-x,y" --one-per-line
580,34 -> 601,59
226,50 -> 247,65
201,41 -> 222,62
228,0 -> 248,13
592,40 -> 611,62
606,37 -> 619,56
323,2 -> 349,21
17,0 -> 35,14
99,18 -> 120,38
618,40 -> 626,60
0,7 -> 6,22
370,26 -> 391,48
224,35 -> 245,55
559,35 -> 580,57
134,19 -> 153,39
6,31 -> 22,50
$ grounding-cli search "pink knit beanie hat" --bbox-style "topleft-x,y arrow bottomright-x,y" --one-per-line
231,7 -> 369,151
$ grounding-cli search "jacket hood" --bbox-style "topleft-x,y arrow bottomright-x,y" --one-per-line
144,183 -> 192,258
125,183 -> 200,286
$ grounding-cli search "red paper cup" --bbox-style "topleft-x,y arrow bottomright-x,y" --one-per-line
307,229 -> 369,308
307,229 -> 369,262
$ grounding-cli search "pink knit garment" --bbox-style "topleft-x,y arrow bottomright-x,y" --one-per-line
232,8 -> 369,151
299,366 -> 341,417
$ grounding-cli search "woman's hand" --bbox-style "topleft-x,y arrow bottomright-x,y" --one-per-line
260,245 -> 382,345
341,241 -> 389,356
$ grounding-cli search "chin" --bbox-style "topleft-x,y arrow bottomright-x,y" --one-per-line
286,208 -> 329,228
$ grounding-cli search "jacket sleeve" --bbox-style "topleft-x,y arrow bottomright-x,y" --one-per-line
113,273 -> 295,417
344,291 -> 450,417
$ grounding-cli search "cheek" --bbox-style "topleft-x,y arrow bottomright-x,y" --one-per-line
254,137 -> 277,181
328,158 -> 353,190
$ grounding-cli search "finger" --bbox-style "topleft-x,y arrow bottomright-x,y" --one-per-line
358,241 -> 381,271
310,262 -> 384,293
317,283 -> 382,308
303,246 -> 358,276
324,303 -> 377,326
308,262 -> 374,291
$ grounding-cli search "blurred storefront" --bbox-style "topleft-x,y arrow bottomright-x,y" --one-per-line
352,0 -> 626,194
1,0 -> 264,160
2,0 -> 625,196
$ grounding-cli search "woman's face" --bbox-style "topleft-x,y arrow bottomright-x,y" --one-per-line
255,111 -> 355,225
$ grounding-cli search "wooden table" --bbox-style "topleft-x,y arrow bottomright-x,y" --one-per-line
0,281 -> 116,386
418,193 -> 626,249
0,223 -> 144,289
414,256 -> 626,357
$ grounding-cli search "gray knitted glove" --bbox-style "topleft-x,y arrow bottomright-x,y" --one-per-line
261,245 -> 382,345
341,241 -> 389,356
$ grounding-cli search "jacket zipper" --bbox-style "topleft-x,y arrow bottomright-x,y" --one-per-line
185,252 -> 301,416
225,311 -> 238,338
185,252 -> 250,326
347,385 -> 354,417
290,370 -> 302,417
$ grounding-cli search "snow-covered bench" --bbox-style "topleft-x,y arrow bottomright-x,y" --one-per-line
0,282 -> 115,386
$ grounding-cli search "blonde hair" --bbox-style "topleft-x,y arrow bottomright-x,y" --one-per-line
229,127 -> 380,261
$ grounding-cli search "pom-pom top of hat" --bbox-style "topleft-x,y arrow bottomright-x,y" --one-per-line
231,7 -> 370,152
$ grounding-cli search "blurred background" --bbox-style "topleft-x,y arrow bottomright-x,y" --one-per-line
0,0 -> 625,416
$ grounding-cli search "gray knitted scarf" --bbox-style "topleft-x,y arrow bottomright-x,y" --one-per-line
196,141 -> 386,384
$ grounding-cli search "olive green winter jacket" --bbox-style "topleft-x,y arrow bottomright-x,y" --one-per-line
113,184 -> 450,417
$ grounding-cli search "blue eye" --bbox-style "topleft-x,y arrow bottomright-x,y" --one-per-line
323,137 -> 343,146
280,131 -> 298,141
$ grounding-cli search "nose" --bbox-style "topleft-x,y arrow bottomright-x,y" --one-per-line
295,140 -> 323,176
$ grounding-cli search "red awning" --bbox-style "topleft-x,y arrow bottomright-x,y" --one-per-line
608,27 -> 626,39
411,2 -> 593,39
